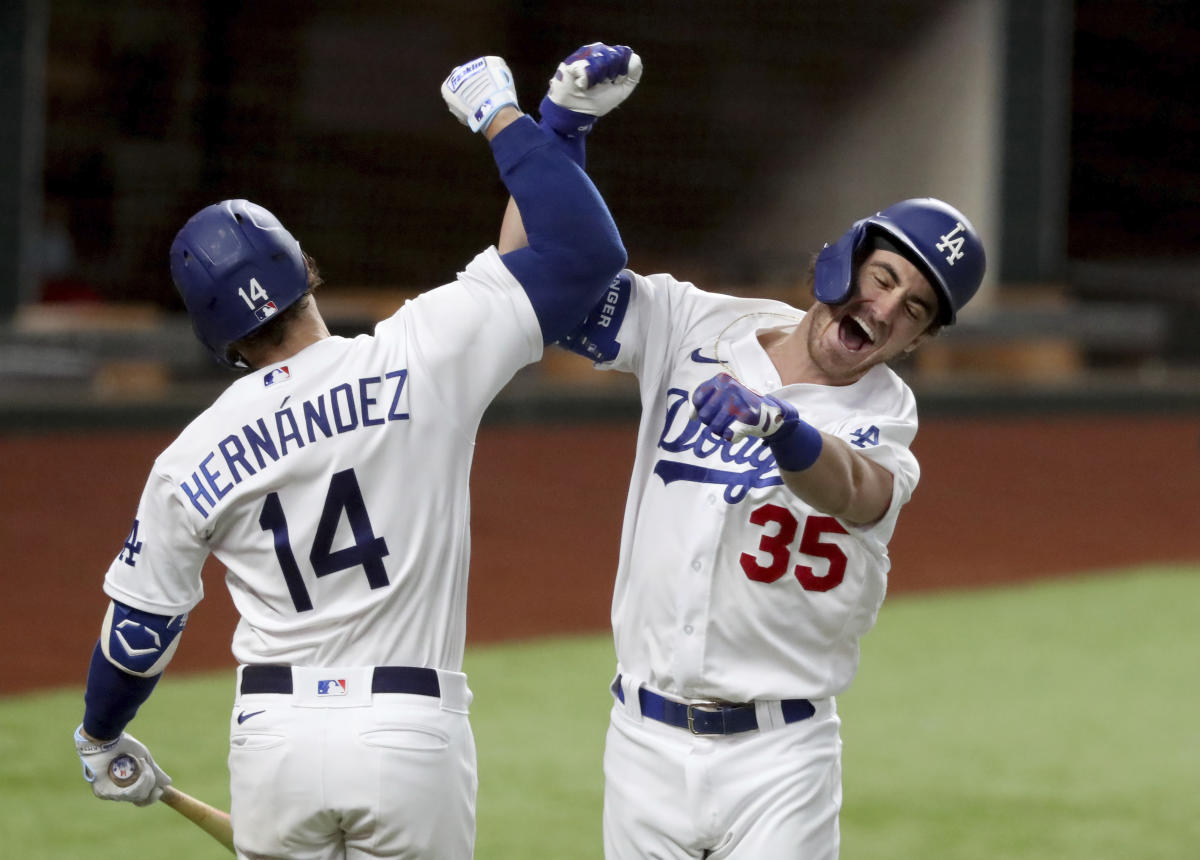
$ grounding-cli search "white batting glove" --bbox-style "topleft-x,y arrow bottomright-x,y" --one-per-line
74,725 -> 172,806
547,43 -> 642,117
441,56 -> 519,133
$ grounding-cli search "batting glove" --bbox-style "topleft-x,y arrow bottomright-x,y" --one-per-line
74,724 -> 172,806
547,43 -> 642,117
441,56 -> 519,133
539,43 -> 642,141
692,373 -> 824,471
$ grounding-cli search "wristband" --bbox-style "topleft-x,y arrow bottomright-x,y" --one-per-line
538,96 -> 596,138
766,408 -> 823,472
538,97 -> 593,168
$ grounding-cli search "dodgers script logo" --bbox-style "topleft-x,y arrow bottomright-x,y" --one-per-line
653,388 -> 782,504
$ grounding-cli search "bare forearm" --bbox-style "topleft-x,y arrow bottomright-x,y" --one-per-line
779,433 -> 894,526
498,196 -> 528,253
483,105 -> 522,141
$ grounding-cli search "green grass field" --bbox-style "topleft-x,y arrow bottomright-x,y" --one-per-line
5,564 -> 1197,859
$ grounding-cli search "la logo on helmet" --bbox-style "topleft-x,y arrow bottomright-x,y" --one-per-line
936,223 -> 968,266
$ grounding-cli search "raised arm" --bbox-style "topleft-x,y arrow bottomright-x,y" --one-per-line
497,43 -> 642,256
442,54 -> 629,344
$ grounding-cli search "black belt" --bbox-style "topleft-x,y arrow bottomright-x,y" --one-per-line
241,665 -> 441,697
611,674 -> 814,735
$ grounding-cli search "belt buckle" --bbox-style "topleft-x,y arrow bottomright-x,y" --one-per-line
686,701 -> 725,735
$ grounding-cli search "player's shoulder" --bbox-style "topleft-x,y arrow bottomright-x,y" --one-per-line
856,362 -> 918,421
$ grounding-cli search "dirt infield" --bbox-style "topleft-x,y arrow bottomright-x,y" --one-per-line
3,414 -> 1197,695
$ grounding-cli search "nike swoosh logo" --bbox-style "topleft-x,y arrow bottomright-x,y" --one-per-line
690,348 -> 721,364
237,709 -> 266,724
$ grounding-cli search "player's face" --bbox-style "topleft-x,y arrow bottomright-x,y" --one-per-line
803,249 -> 939,383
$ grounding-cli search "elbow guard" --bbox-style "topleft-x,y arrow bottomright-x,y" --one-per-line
100,600 -> 187,677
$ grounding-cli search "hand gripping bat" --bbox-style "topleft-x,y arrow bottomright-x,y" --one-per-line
109,754 -> 235,854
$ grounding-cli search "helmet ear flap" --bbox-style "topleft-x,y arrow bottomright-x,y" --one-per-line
813,219 -> 868,306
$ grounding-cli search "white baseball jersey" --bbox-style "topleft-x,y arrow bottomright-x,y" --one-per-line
103,248 -> 542,671
595,270 -> 920,703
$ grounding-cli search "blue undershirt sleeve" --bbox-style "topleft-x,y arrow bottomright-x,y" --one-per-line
82,642 -> 161,740
537,97 -> 593,168
489,116 -> 625,343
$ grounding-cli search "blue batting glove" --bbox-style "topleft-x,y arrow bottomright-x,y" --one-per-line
692,373 -> 794,441
692,373 -> 823,471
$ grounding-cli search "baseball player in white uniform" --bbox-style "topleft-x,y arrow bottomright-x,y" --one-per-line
72,48 -> 638,860
505,62 -> 986,859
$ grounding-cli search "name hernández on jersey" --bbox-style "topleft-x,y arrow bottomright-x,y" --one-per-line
652,387 -> 784,504
179,369 -> 410,518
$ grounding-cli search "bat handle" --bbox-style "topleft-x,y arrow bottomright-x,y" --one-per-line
105,751 -> 237,854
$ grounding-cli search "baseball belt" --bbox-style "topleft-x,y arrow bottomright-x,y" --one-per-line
241,665 -> 441,697
611,674 -> 815,735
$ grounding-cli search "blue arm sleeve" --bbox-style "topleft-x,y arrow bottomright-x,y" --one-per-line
82,642 -> 160,740
537,97 -> 593,168
490,116 -> 626,343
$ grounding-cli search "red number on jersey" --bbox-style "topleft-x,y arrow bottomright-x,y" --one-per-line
794,515 -> 849,592
740,504 -> 849,592
739,503 -> 797,582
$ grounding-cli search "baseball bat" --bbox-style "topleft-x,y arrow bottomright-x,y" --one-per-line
109,754 -> 235,855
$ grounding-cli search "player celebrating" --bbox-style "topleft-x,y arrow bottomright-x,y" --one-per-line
73,48 -> 638,859
505,50 -> 985,859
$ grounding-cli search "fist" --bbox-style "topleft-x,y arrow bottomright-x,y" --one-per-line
692,373 -> 796,443
74,725 -> 172,806
547,42 -> 642,117
441,56 -> 519,133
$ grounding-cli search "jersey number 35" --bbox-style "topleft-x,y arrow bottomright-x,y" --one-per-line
740,503 -> 849,592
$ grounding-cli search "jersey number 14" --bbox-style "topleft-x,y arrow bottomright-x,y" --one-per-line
258,468 -> 390,612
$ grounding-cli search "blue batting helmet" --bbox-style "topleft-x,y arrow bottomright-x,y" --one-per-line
813,198 -> 985,325
169,199 -> 309,368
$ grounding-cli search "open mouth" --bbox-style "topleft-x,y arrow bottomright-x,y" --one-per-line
837,315 -> 875,352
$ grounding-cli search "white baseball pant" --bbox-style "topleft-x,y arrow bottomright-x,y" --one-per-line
228,665 -> 476,860
603,678 -> 842,859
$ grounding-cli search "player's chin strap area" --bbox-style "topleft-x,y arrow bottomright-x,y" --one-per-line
609,674 -> 817,736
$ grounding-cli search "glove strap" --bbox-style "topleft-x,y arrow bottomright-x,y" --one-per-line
74,725 -> 119,753
766,403 -> 823,472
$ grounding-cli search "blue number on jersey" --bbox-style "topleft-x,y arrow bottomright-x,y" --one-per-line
849,425 -> 880,448
258,468 -> 391,612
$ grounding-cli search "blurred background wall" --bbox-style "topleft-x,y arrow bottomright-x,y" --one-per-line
1,1 -> 1198,689
2,0 -> 1197,420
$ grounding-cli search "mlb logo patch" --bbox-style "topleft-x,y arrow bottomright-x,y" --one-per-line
254,301 -> 279,322
263,365 -> 290,387
317,679 -> 347,696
